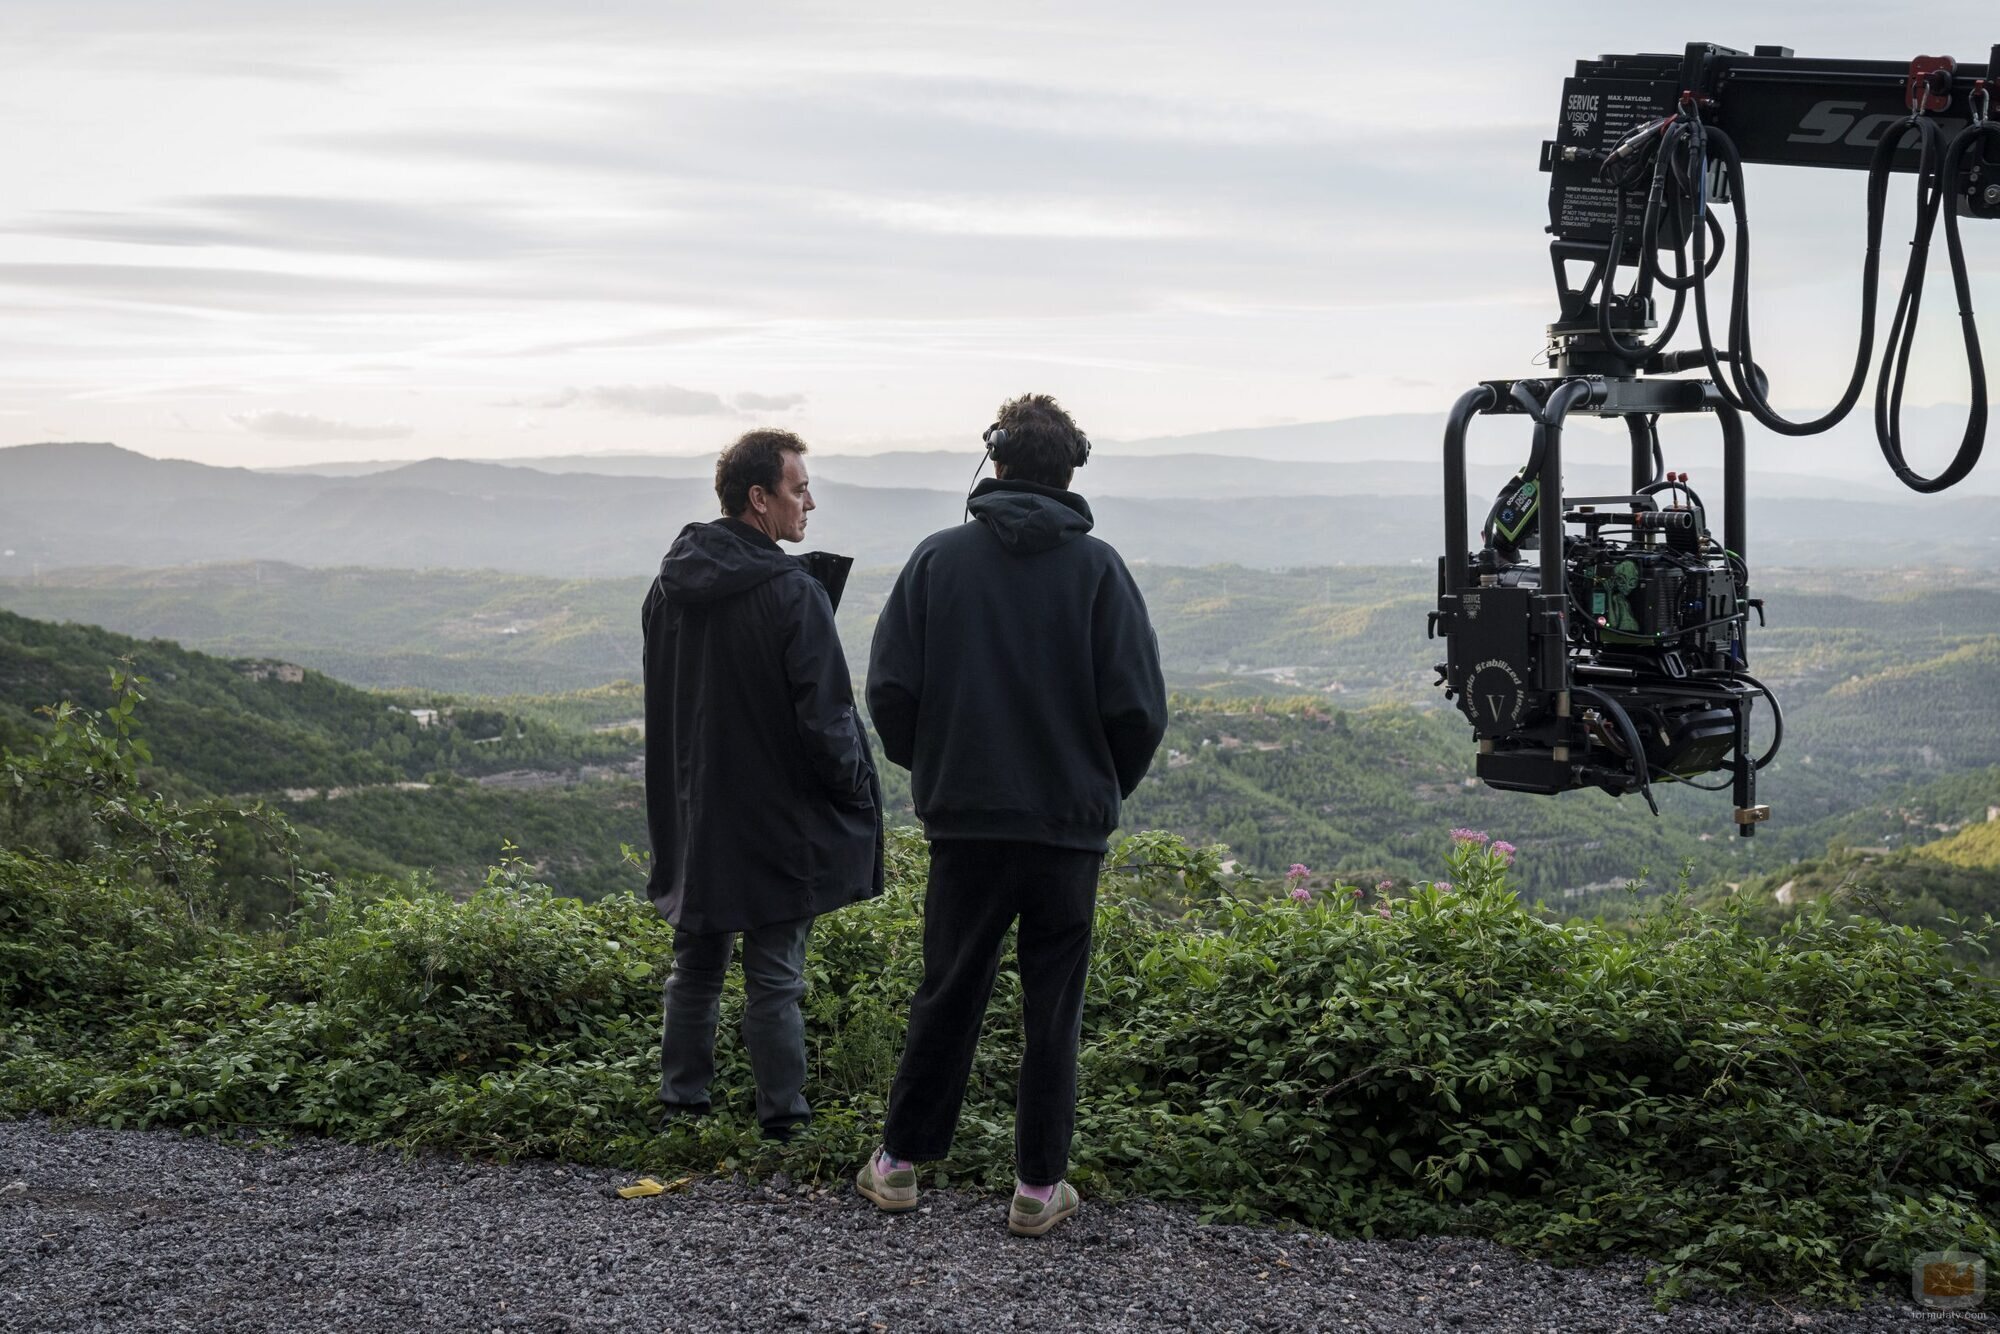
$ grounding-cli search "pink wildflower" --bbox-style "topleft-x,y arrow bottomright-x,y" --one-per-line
1492,840 -> 1517,864
1288,885 -> 1312,903
1375,901 -> 1392,919
1435,880 -> 1453,893
1450,828 -> 1490,845
1376,878 -> 1395,893
1286,863 -> 1311,883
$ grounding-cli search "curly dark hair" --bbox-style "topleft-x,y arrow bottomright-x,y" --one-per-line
714,429 -> 808,517
991,393 -> 1087,488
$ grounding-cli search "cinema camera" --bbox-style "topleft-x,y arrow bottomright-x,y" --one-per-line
1432,43 -> 1998,834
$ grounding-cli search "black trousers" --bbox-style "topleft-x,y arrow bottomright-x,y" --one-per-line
882,838 -> 1100,1187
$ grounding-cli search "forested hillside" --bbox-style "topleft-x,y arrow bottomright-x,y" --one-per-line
9,562 -> 1999,706
5,607 -> 1999,924
1122,699 -> 2000,899
0,611 -> 648,904
1919,817 -> 2000,869
1703,832 -> 2000,970
0,611 -> 632,794
0,564 -> 645,697
1804,638 -> 2000,773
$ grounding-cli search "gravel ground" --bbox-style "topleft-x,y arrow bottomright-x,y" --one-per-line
1,1118 -> 1990,1333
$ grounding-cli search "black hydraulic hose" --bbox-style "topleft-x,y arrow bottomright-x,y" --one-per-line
1688,119 -> 1886,436
1730,670 -> 1784,770
1600,207 -> 1689,364
1647,199 -> 1726,291
1876,117 -> 1992,492
1639,121 -> 1718,292
1572,685 -> 1660,816
1597,131 -> 1689,365
1646,122 -> 1727,291
1670,673 -> 1786,785
1600,113 -> 1674,189
1873,114 -> 1950,488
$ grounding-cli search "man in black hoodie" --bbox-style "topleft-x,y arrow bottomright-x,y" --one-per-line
642,429 -> 882,1140
856,394 -> 1167,1234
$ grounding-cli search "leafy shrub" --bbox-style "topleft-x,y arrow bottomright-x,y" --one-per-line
2,695 -> 1996,1306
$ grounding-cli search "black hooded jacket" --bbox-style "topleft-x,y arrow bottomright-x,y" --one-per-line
642,517 -> 883,933
866,478 -> 1168,851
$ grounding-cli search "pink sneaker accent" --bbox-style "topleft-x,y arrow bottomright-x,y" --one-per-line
1015,1180 -> 1056,1203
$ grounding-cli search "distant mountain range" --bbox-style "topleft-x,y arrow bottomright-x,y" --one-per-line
3,440 -> 1997,576
259,405 -> 2000,496
266,450 -> 1912,502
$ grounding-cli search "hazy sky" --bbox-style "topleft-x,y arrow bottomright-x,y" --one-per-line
2,1 -> 1995,466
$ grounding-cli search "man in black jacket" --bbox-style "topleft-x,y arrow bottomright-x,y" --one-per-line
642,429 -> 882,1140
855,393 -> 1167,1234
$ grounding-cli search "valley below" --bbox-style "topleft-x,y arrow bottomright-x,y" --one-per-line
3,437 -> 1997,932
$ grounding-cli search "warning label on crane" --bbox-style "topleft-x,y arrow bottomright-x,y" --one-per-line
1545,76 -> 1680,250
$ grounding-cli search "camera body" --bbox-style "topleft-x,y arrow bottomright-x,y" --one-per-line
1431,377 -> 1774,834
1445,502 -> 1748,790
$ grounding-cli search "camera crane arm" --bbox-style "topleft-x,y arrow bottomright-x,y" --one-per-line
1546,44 -> 1999,194
1546,42 -> 1998,487
1431,41 -> 2000,837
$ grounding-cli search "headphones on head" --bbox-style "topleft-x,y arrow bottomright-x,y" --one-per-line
981,420 -> 1091,470
964,418 -> 1090,521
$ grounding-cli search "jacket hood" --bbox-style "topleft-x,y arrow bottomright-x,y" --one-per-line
655,518 -> 798,605
967,478 -> 1094,555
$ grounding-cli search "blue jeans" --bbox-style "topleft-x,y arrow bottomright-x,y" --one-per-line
658,914 -> 814,1132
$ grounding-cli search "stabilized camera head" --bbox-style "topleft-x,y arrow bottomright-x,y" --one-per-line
1432,42 -> 1998,834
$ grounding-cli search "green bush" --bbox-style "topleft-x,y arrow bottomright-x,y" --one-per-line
2,694 -> 1997,1306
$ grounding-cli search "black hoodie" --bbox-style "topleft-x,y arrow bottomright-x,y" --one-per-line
866,479 -> 1168,851
642,517 -> 882,933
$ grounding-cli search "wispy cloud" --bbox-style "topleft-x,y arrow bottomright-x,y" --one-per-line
497,327 -> 744,359
732,390 -> 806,411
3,3 -> 1978,468
525,384 -> 733,417
6,196 -> 546,261
823,194 -> 1200,240
228,410 -> 414,441
0,260 -> 718,313
0,262 -> 481,312
197,59 -> 347,86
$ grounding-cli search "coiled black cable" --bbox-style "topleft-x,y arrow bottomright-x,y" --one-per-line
1665,671 -> 1784,790
1597,183 -> 1689,364
1640,120 -> 1728,292
1875,114 -> 1991,492
1583,97 -> 1985,490
1595,120 -> 1707,366
1732,670 -> 1784,771
1572,685 -> 1660,815
1686,115 -> 1889,436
